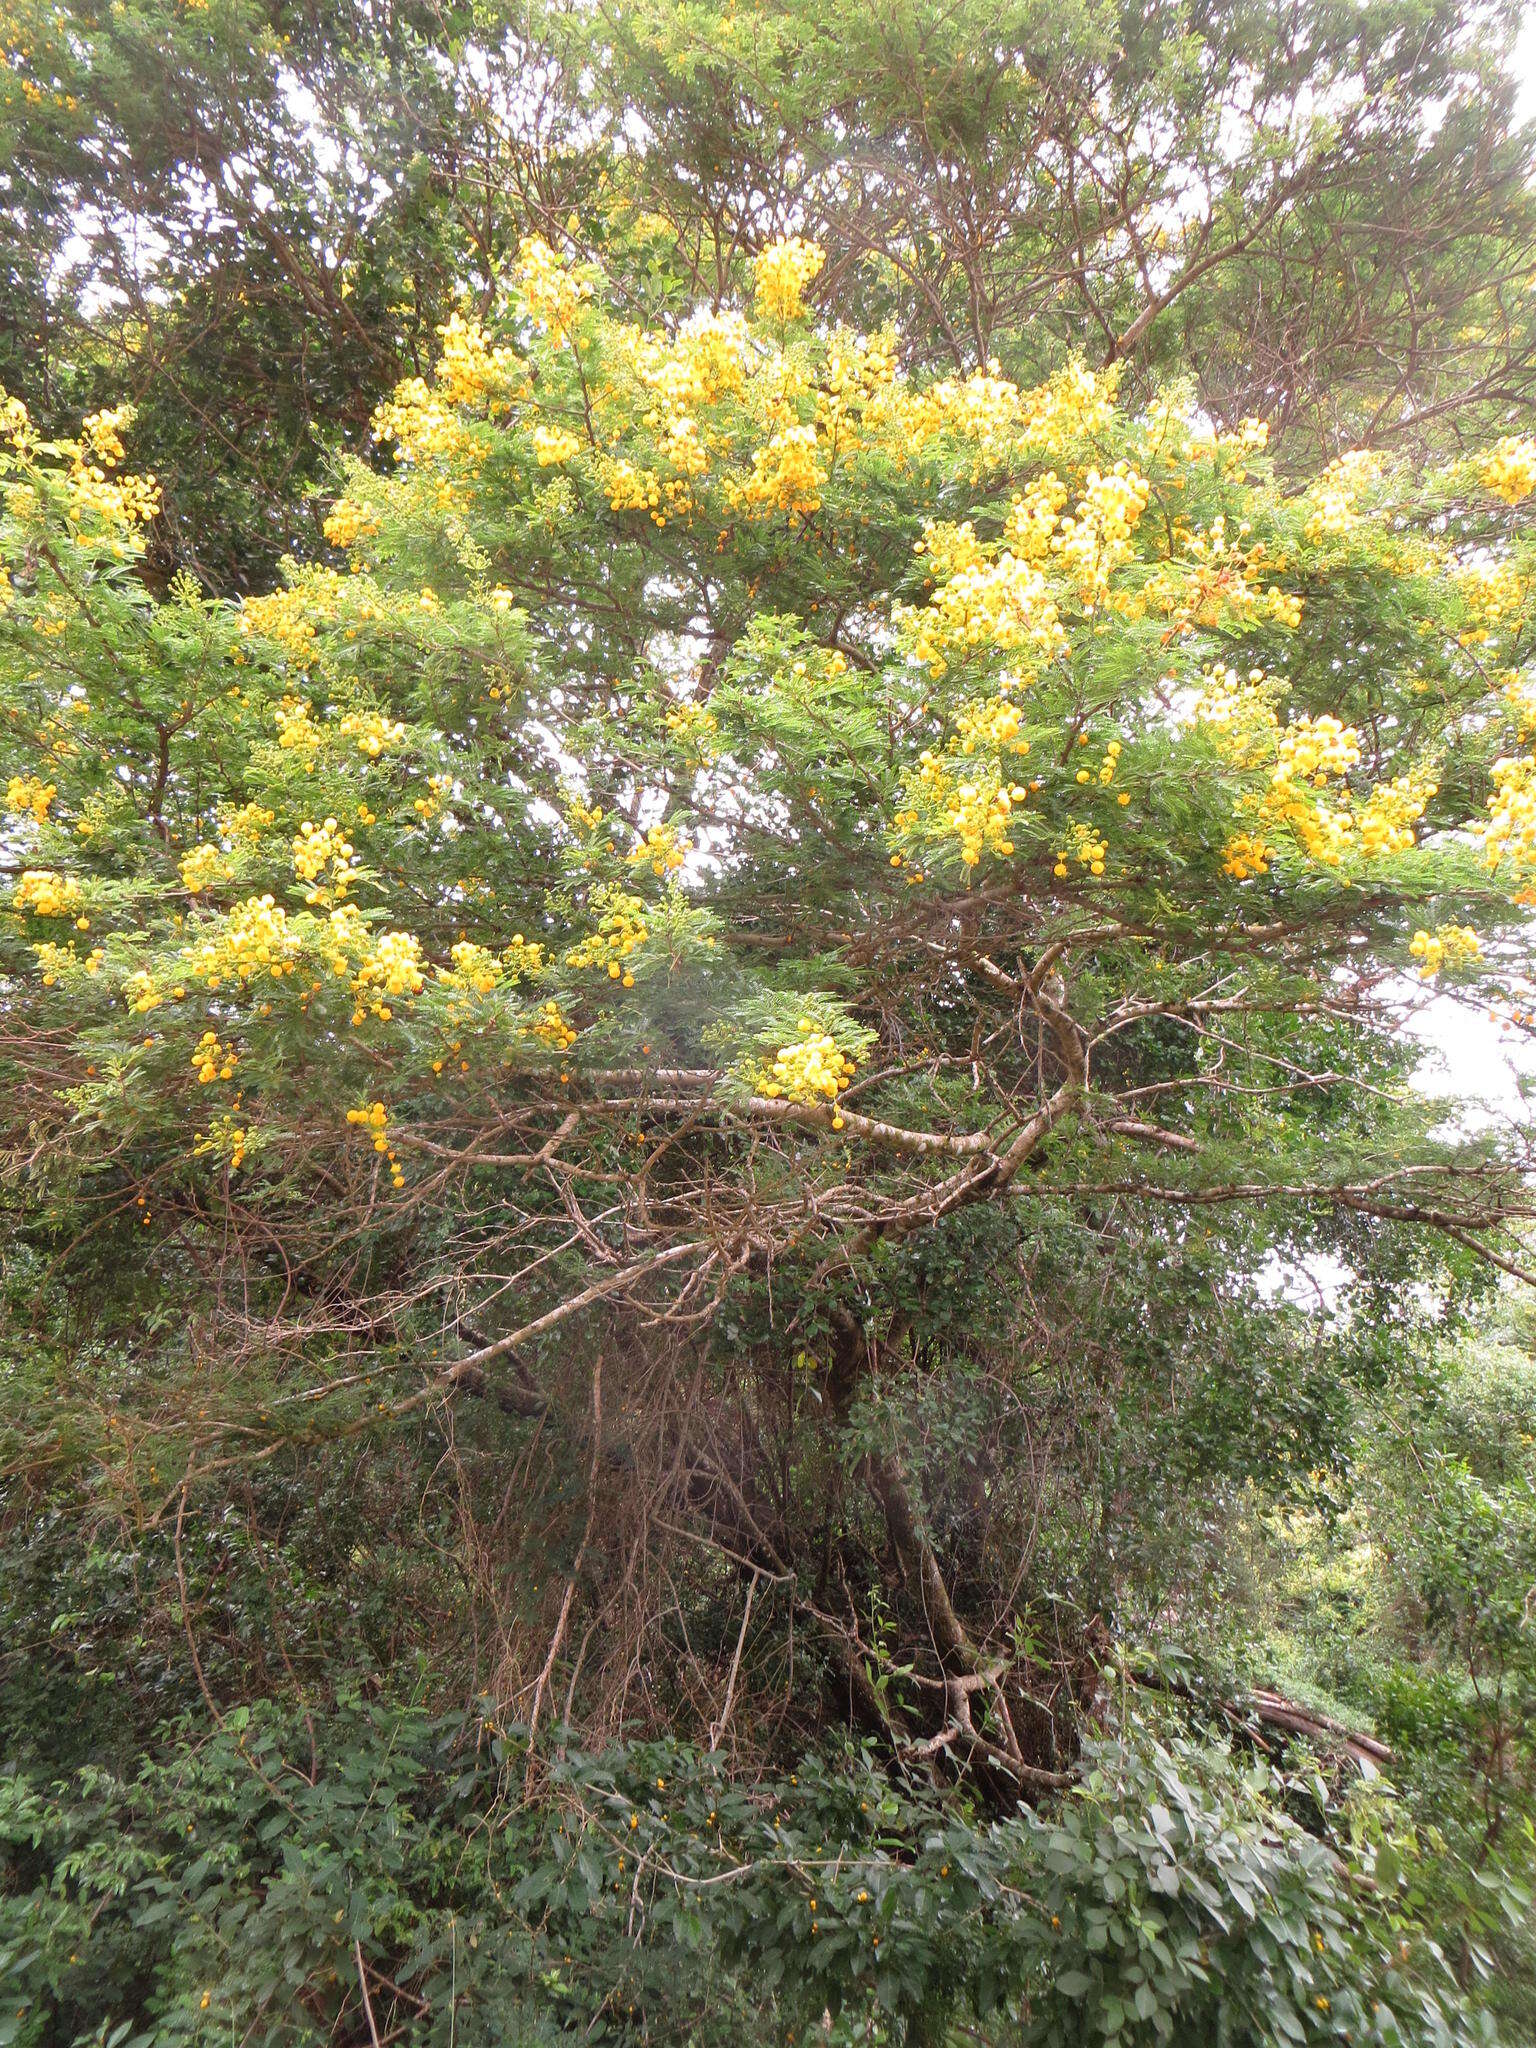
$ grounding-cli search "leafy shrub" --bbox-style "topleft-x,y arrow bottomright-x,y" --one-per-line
0,1704 -> 1494,2047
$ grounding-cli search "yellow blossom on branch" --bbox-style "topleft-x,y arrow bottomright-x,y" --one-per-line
1479,434 -> 1536,507
13,869 -> 81,917
1410,925 -> 1481,979
5,774 -> 55,823
759,1023 -> 855,1111
752,236 -> 825,321
181,843 -> 233,894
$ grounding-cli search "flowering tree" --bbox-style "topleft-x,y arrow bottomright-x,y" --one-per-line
2,231 -> 1535,1790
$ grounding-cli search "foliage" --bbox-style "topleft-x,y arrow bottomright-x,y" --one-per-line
1231,1329 -> 1536,2037
0,1703 -> 1500,2046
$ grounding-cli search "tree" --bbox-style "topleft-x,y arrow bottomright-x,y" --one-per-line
3,229 -> 1534,1799
0,0 -> 483,590
5,10 -> 1536,2039
3,0 -> 1533,591
548,0 -> 1536,449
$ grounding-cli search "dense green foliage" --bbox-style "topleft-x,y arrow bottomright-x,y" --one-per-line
0,1709 -> 1509,2047
2,4 -> 1536,2045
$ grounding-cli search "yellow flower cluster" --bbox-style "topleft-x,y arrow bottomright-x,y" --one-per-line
1480,434 -> 1536,507
371,377 -> 468,463
665,702 -> 719,767
273,696 -> 322,756
33,939 -> 103,987
13,869 -> 81,917
5,774 -> 55,822
1227,719 -> 1423,875
61,402 -> 159,529
626,309 -> 753,409
1018,362 -> 1119,451
435,934 -> 545,1006
903,552 -> 1065,678
338,708 -> 405,757
81,405 -> 133,467
1052,463 -> 1150,603
1196,417 -> 1271,465
761,1022 -> 855,1118
531,424 -> 582,466
181,842 -> 232,894
1004,473 -> 1069,561
183,895 -> 302,988
347,926 -> 425,1023
955,691 -> 1030,757
900,368 -> 1022,457
753,236 -> 825,321
192,1029 -> 237,1085
916,755 -> 1029,866
1055,820 -> 1108,879
293,817 -> 358,904
0,387 -> 35,450
1222,832 -> 1272,880
1304,450 -> 1382,540
322,498 -> 381,549
1280,797 -> 1356,866
1075,737 -> 1122,788
1191,664 -> 1281,765
607,460 -> 663,516
515,237 -> 587,339
316,905 -> 420,1021
914,520 -> 986,578
658,411 -> 708,477
1482,753 -> 1536,874
439,941 -> 503,996
524,998 -> 578,1050
627,821 -> 689,875
1354,767 -> 1436,859
728,425 -> 825,521
1260,715 -> 1371,868
1452,558 -> 1529,632
566,890 -> 648,984
218,800 -> 275,843
434,312 -> 520,406
818,330 -> 900,436
501,934 -> 546,980
347,1100 -> 406,1189
66,461 -> 160,530
194,1114 -> 250,1173
123,968 -> 163,1014
245,593 -> 319,664
1273,715 -> 1362,789
412,772 -> 453,823
1410,925 -> 1481,980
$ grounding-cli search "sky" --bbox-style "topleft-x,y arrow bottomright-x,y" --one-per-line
1519,10 -> 1536,124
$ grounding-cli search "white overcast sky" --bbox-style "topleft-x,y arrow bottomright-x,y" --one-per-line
1519,10 -> 1536,121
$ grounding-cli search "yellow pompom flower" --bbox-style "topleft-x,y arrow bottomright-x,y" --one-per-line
1410,925 -> 1481,980
5,774 -> 56,823
1480,434 -> 1536,507
760,1023 -> 856,1106
13,869 -> 81,917
531,424 -> 582,467
181,843 -> 232,895
752,236 -> 825,321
